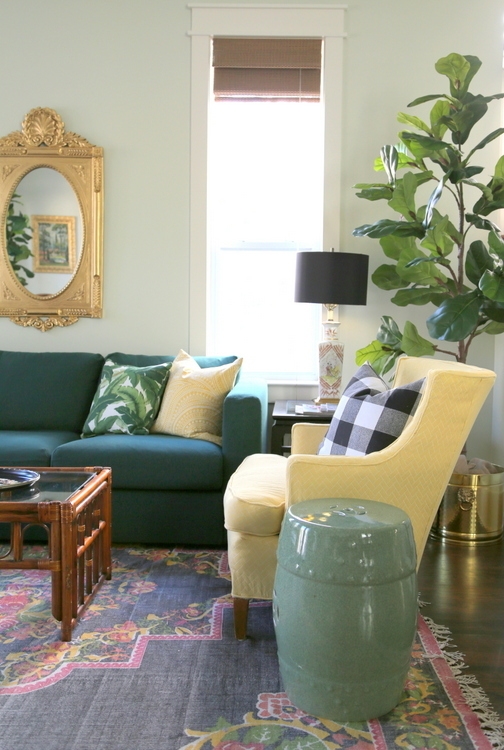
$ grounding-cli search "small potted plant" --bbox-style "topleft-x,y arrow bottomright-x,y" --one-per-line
352,52 -> 504,543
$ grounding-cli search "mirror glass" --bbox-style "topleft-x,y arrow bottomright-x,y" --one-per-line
7,167 -> 83,296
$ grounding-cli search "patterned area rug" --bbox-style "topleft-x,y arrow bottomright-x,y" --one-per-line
0,546 -> 502,750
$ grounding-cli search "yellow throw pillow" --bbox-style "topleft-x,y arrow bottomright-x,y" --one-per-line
151,350 -> 243,444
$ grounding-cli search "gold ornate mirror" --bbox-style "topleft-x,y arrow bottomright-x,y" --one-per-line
0,108 -> 103,330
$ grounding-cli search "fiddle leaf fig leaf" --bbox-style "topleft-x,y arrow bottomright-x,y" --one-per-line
426,293 -> 481,341
447,94 -> 488,145
420,215 -> 454,257
388,172 -> 418,217
399,131 -> 451,154
355,340 -> 390,367
449,165 -> 484,183
435,53 -> 479,98
467,181 -> 493,201
353,219 -> 425,239
465,213 -> 501,233
488,230 -> 504,262
397,245 -> 447,285
427,210 -> 461,243
377,316 -> 403,346
430,99 -> 450,138
481,320 -> 504,334
371,264 -> 407,290
483,93 -> 504,103
375,149 -> 429,174
466,240 -> 494,285
355,185 -> 394,201
481,299 -> 504,323
423,178 -> 444,227
408,94 -> 445,107
435,53 -> 471,86
494,155 -> 504,179
380,145 -> 398,184
414,171 -> 436,186
380,354 -> 402,376
397,112 -> 431,134
391,287 -> 450,307
479,269 -> 504,303
465,127 -> 504,162
379,234 -> 417,261
401,321 -> 436,357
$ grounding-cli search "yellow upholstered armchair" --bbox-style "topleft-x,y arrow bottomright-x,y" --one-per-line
224,357 -> 496,639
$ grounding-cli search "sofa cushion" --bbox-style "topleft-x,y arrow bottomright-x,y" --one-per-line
0,431 -> 80,467
82,359 -> 172,437
318,362 -> 424,457
51,433 -> 223,490
151,350 -> 242,445
106,352 -> 237,369
224,453 -> 287,536
0,351 -> 105,432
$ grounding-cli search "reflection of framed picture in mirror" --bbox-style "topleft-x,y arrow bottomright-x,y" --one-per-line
31,215 -> 76,274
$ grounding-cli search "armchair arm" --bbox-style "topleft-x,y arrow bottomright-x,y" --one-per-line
286,448 -> 400,508
285,446 -> 434,564
291,422 -> 329,455
222,376 -> 268,483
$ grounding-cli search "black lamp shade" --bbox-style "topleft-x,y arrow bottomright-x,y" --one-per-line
295,251 -> 369,305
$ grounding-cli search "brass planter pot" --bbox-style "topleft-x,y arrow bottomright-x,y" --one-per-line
431,466 -> 504,545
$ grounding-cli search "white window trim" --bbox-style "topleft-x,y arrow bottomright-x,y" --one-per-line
188,3 -> 347,355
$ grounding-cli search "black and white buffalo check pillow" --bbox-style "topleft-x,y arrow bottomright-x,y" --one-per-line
317,362 -> 425,457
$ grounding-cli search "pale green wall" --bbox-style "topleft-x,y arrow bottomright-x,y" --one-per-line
0,0 -> 193,354
0,0 -> 502,457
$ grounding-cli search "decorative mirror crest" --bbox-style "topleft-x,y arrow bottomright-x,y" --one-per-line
0,108 -> 103,330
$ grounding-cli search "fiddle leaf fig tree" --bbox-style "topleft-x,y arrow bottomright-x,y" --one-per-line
353,53 -> 504,375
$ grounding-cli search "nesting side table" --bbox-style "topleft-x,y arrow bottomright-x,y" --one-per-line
271,400 -> 334,455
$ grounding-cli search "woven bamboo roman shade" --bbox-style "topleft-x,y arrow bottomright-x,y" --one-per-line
212,38 -> 322,101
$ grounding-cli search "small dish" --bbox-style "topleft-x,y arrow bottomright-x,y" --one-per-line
0,469 -> 40,491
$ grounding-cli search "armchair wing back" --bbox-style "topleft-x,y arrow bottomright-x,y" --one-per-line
224,358 -> 496,638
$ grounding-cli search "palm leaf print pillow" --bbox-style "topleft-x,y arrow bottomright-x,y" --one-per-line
82,359 -> 172,436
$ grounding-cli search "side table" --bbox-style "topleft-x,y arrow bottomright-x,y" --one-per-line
273,498 -> 418,721
271,400 -> 334,455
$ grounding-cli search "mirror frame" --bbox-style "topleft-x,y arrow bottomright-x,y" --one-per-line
0,107 -> 103,331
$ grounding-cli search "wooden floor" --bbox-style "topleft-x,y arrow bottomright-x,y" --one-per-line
417,534 -> 504,718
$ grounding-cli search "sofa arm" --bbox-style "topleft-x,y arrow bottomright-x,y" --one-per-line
222,376 -> 268,483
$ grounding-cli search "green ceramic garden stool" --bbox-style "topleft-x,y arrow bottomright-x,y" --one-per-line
273,498 -> 417,722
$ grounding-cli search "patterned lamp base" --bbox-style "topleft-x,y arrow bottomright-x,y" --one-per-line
318,341 -> 344,402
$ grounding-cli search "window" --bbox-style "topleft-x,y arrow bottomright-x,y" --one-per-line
188,5 -> 346,385
207,38 -> 323,380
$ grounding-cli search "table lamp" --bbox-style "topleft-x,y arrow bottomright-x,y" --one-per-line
295,249 -> 369,402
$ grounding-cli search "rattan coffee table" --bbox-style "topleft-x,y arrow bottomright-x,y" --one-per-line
0,466 -> 112,641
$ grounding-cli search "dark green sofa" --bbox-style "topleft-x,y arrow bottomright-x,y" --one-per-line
0,350 -> 267,546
